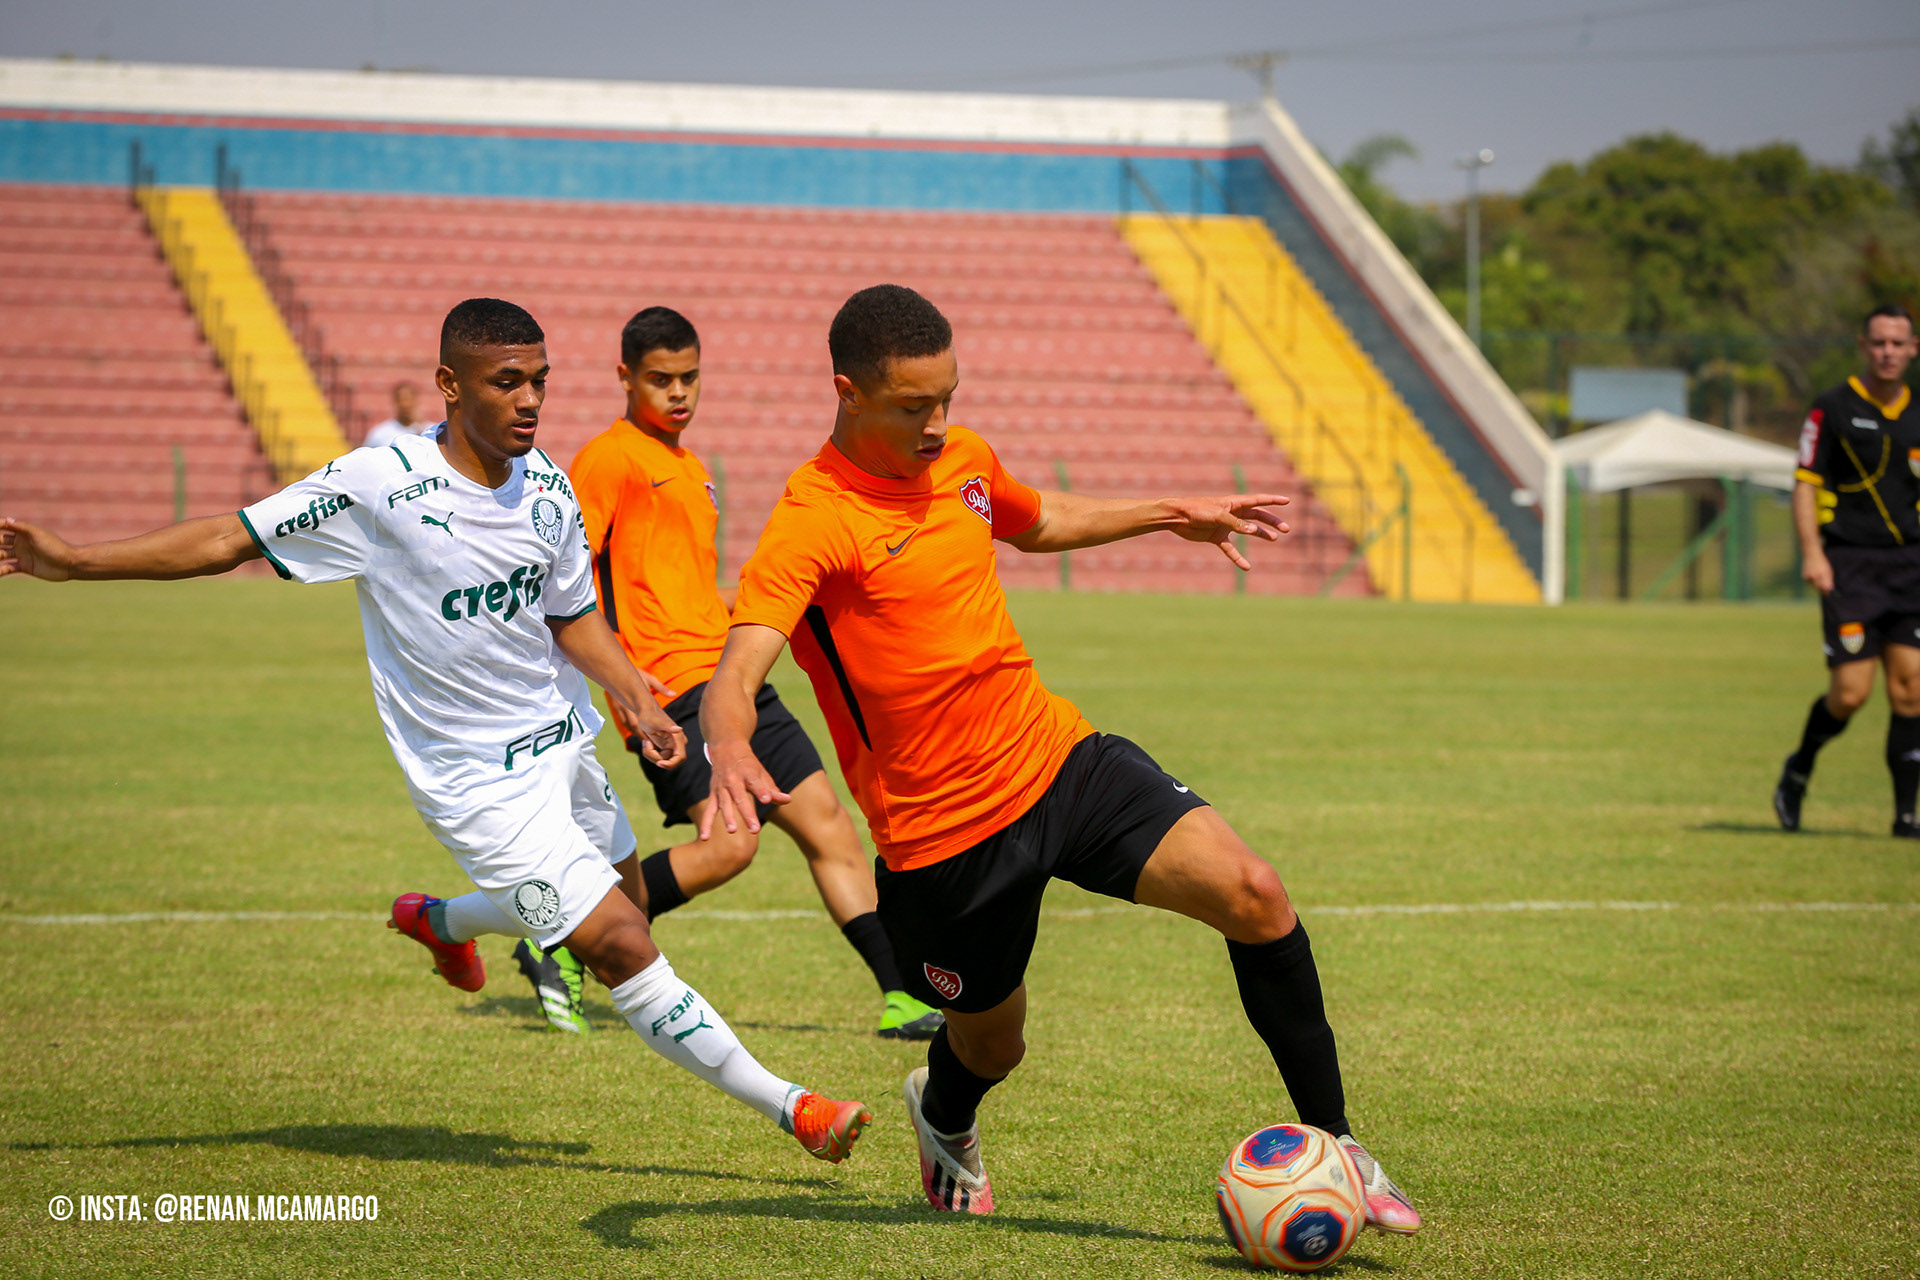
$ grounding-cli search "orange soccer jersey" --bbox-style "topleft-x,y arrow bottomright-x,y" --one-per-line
731,425 -> 1093,871
570,420 -> 730,712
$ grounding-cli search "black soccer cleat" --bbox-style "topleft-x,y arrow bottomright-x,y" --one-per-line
1773,758 -> 1809,831
1893,817 -> 1920,839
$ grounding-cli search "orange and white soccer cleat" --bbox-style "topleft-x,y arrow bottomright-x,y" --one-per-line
388,893 -> 486,992
1337,1135 -> 1423,1234
790,1092 -> 872,1164
904,1066 -> 994,1214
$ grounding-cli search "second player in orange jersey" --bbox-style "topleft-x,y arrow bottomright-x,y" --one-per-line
568,306 -> 943,1040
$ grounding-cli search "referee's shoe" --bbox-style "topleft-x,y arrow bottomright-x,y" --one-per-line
1773,758 -> 1809,831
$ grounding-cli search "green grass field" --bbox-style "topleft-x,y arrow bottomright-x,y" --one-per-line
3,581 -> 1915,1279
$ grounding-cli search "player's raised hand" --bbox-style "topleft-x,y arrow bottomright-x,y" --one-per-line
1164,494 -> 1292,570
0,517 -> 77,582
701,740 -> 792,839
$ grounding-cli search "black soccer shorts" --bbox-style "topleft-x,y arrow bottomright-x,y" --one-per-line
1819,543 -> 1920,667
874,732 -> 1209,1015
631,681 -> 826,826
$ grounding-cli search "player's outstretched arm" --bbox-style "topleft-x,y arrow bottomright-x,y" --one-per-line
699,623 -> 793,840
546,609 -> 687,768
1007,491 -> 1290,570
0,513 -> 261,582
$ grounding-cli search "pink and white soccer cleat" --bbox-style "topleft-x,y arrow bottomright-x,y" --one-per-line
904,1066 -> 994,1214
1338,1134 -> 1423,1234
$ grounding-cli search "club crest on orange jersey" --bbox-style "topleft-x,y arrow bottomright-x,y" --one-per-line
959,476 -> 992,525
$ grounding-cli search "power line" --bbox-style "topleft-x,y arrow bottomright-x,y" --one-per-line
932,0 -> 1763,89
1315,36 -> 1920,64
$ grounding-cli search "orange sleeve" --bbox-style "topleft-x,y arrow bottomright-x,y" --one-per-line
986,441 -> 1043,539
730,498 -> 852,638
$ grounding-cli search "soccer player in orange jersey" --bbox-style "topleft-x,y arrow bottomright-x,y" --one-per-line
566,306 -> 943,1041
697,285 -> 1422,1228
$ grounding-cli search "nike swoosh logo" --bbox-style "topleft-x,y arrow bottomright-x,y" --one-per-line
1173,784 -> 1190,793
886,533 -> 916,556
651,477 -> 673,487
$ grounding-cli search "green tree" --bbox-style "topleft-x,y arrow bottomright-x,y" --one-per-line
1522,133 -> 1886,337
1336,134 -> 1451,280
1862,106 -> 1920,209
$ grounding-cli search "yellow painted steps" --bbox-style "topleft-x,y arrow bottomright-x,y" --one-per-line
1121,214 -> 1537,603
137,187 -> 346,483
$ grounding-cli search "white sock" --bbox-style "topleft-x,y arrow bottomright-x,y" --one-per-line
608,954 -> 804,1126
440,891 -> 526,943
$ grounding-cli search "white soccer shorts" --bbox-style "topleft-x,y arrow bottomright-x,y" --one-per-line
420,735 -> 636,948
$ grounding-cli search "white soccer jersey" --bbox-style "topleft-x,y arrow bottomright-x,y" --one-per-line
240,428 -> 604,815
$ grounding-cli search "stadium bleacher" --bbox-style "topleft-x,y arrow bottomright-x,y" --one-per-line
0,182 -> 273,545
243,192 -> 1369,595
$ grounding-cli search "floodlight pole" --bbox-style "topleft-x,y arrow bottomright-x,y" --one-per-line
1455,149 -> 1495,349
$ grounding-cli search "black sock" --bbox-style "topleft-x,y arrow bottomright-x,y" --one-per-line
1226,921 -> 1350,1137
839,911 -> 905,992
1888,714 -> 1920,824
639,850 -> 687,919
1788,695 -> 1850,776
919,1024 -> 1003,1136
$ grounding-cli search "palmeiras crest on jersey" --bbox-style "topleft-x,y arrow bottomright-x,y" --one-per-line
923,962 -> 963,1002
958,476 -> 992,525
531,497 -> 565,547
511,879 -> 562,929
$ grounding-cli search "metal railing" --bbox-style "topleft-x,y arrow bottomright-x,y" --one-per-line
1119,158 -> 1479,601
215,146 -> 363,442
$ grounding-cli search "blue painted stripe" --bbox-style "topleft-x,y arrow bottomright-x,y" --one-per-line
0,115 -> 1230,214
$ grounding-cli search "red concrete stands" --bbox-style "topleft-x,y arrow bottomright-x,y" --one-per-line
248,193 -> 1367,595
0,184 -> 273,545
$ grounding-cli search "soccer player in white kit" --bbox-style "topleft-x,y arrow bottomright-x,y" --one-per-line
0,298 -> 872,1164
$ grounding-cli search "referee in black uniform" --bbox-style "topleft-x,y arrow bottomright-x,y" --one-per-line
1776,304 -> 1920,834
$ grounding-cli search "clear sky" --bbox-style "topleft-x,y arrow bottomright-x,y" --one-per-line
3,0 -> 1916,202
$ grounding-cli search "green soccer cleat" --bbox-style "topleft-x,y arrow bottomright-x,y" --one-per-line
877,990 -> 944,1041
513,939 -> 591,1034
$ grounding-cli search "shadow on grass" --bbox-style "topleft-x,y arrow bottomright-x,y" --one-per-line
1689,821 -> 1883,839
1196,1250 -> 1393,1274
24,1125 -> 817,1187
582,1193 -> 1224,1251
457,994 -> 624,1032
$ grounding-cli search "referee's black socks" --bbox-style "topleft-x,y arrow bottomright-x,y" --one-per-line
920,1024 -> 1004,1136
1888,713 -> 1920,824
639,850 -> 688,919
1226,920 -> 1351,1138
1788,694 -> 1850,776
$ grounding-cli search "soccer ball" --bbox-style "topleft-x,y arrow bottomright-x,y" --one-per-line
1215,1123 -> 1366,1272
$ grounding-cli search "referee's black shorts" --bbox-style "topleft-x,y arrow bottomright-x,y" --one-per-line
875,732 -> 1208,1015
1820,543 -> 1920,667
630,681 -> 826,826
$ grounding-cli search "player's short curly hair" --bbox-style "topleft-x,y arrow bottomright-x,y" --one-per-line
828,284 -> 952,389
621,307 -> 700,368
441,298 -> 545,362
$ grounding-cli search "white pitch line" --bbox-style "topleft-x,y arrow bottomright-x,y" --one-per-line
2,901 -> 1915,927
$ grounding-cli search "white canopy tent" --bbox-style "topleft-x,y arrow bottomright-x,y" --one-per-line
1553,410 -> 1799,600
1553,409 -> 1798,493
